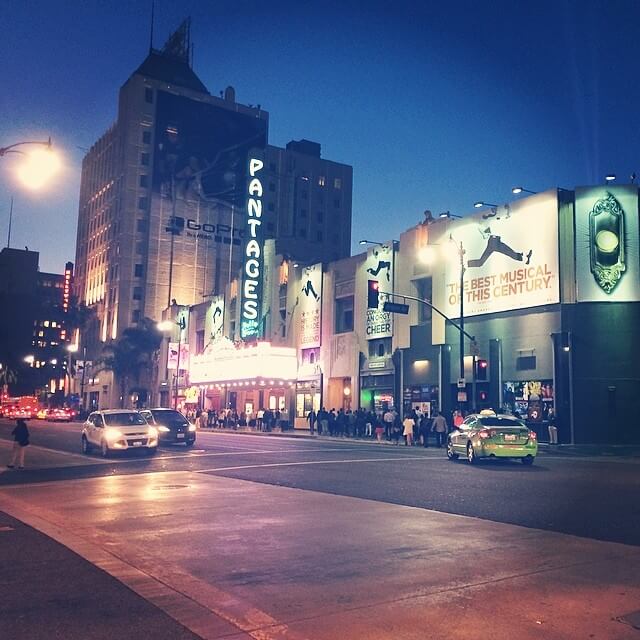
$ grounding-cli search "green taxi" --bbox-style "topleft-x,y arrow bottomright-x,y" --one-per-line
447,412 -> 538,465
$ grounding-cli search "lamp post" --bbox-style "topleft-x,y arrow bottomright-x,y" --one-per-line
1,138 -> 60,190
67,344 -> 87,412
158,315 -> 186,410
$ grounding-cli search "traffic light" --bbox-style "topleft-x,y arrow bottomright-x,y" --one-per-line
477,358 -> 488,380
367,280 -> 380,309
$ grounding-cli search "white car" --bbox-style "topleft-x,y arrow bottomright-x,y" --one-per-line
82,410 -> 158,457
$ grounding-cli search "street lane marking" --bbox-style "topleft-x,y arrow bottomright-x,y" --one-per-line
196,456 -> 429,473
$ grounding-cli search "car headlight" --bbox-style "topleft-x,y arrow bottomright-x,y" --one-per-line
188,424 -> 196,432
157,426 -> 170,432
147,427 -> 158,438
104,427 -> 123,441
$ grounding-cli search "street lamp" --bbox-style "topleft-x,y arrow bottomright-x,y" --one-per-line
67,343 -> 87,412
605,174 -> 616,183
512,186 -> 538,195
473,201 -> 499,209
0,138 -> 61,191
157,316 -> 187,410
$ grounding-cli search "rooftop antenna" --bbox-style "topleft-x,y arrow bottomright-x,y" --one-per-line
149,0 -> 155,53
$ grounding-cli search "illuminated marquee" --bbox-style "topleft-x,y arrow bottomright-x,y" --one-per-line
240,155 -> 265,339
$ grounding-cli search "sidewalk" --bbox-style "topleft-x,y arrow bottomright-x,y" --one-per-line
0,510 -> 200,640
199,426 -> 640,457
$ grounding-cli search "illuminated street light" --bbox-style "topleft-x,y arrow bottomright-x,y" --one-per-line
605,174 -> 616,183
23,355 -> 35,364
512,186 -> 538,195
0,138 -> 61,190
474,201 -> 499,209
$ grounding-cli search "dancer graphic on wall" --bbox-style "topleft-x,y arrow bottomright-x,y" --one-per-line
467,224 -> 533,269
366,249 -> 392,281
301,278 -> 320,300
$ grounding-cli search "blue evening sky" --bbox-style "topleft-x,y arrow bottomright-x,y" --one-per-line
1,0 -> 639,273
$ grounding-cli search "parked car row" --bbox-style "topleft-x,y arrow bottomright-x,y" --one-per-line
81,408 -> 196,457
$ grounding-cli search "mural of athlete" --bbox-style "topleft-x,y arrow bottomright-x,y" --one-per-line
366,248 -> 392,281
467,224 -> 533,268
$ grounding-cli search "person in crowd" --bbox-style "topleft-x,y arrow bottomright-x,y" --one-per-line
547,407 -> 558,444
383,408 -> 395,440
198,408 -> 208,430
256,408 -> 264,431
419,413 -> 432,447
7,419 -> 29,469
403,413 -> 415,446
391,414 -> 403,445
374,416 -> 385,442
328,409 -> 337,436
365,410 -> 374,438
319,407 -> 329,436
431,411 -> 448,447
307,409 -> 317,435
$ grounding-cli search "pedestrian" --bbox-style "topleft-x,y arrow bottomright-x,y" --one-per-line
547,407 -> 558,445
431,411 -> 448,448
199,408 -> 208,430
403,414 -> 415,446
365,411 -> 374,438
383,408 -> 395,440
7,419 -> 30,469
307,409 -> 317,435
319,407 -> 329,436
391,414 -> 402,445
419,414 -> 432,447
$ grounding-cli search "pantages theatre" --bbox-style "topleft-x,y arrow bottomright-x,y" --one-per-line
158,182 -> 640,445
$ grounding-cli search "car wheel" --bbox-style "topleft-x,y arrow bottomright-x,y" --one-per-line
521,456 -> 535,466
101,439 -> 110,458
446,440 -> 459,460
467,442 -> 478,464
81,435 -> 92,454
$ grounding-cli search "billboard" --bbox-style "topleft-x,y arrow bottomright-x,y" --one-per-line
442,192 -> 560,318
145,92 -> 267,322
204,295 -> 225,346
167,342 -> 190,370
575,186 -> 640,302
298,263 -> 322,348
365,243 -> 394,339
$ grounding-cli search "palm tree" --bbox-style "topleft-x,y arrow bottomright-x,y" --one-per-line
95,318 -> 163,408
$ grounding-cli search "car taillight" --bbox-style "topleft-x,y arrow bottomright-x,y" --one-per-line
478,430 -> 491,439
528,430 -> 537,440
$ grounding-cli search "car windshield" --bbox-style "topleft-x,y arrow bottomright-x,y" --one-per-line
479,417 -> 525,428
150,409 -> 188,426
103,412 -> 146,426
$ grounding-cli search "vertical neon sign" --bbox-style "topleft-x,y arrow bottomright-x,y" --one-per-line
240,154 -> 264,339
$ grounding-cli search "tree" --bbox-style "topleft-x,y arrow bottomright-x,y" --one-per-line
95,318 -> 163,408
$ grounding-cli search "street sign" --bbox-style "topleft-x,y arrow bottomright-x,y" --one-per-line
457,391 -> 468,402
457,378 -> 466,389
470,339 -> 480,357
383,301 -> 409,315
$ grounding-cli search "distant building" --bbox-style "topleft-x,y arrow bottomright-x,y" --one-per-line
73,21 -> 352,409
0,247 -> 72,398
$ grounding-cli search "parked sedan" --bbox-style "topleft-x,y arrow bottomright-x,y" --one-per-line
447,413 -> 538,465
82,410 -> 158,457
139,408 -> 196,446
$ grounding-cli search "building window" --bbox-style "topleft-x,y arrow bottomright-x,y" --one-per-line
196,330 -> 205,354
139,175 -> 148,188
415,277 -> 432,323
140,152 -> 150,166
318,176 -> 325,187
137,197 -> 148,210
133,287 -> 143,301
335,296 -> 354,334
334,177 -> 342,189
316,211 -> 324,223
131,310 -> 141,323
144,88 -> 153,103
134,264 -> 144,277
136,219 -> 147,232
142,130 -> 151,144
135,241 -> 145,255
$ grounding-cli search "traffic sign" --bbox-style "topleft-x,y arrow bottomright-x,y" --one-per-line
457,378 -> 466,389
383,301 -> 409,314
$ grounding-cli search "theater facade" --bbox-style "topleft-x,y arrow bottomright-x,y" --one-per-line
156,184 -> 640,444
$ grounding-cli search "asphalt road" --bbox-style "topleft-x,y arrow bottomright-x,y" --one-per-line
1,418 -> 639,546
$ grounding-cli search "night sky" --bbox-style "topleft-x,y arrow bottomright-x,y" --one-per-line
2,0 -> 640,273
